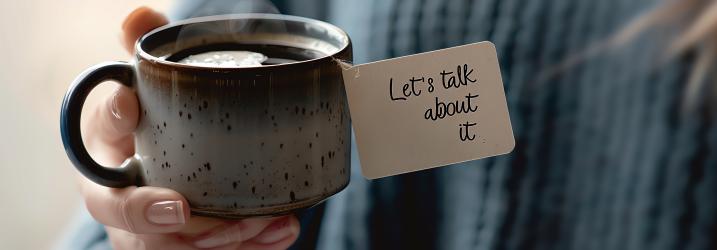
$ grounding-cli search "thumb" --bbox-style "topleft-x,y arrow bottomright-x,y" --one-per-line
80,177 -> 190,234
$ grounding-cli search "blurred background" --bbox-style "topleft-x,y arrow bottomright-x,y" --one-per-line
0,1 -> 171,249
2,0 -> 717,250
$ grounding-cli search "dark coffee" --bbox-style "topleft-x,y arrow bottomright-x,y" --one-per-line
166,43 -> 328,66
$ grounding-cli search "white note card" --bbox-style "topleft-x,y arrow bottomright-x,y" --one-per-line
342,41 -> 515,179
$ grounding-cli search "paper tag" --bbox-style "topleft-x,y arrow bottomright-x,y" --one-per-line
342,41 -> 515,179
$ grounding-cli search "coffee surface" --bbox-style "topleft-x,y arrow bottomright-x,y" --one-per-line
178,51 -> 267,67
166,43 -> 327,67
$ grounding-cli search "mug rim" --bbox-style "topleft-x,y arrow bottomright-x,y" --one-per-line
134,13 -> 351,71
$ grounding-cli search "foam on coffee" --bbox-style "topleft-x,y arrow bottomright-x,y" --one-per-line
178,51 -> 268,67
166,43 -> 328,67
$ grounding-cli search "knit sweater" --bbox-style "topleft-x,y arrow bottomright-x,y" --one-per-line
309,1 -> 717,249
59,0 -> 717,249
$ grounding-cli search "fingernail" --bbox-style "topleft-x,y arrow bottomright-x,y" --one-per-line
110,91 -> 123,120
147,200 -> 185,225
252,217 -> 296,244
194,223 -> 242,249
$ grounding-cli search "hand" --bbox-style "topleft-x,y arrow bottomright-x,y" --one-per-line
77,6 -> 300,250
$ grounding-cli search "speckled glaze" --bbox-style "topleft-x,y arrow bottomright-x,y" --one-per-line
63,14 -> 352,219
136,14 -> 352,218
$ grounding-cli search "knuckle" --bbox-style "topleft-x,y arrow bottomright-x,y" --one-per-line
118,193 -> 139,233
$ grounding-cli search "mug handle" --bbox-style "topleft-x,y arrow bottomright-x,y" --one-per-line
60,61 -> 141,188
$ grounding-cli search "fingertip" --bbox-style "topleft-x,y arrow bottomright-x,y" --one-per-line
125,186 -> 190,233
289,215 -> 300,237
121,6 -> 168,53
284,216 -> 301,245
121,6 -> 153,31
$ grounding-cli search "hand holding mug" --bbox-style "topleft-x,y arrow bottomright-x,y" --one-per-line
74,7 -> 300,249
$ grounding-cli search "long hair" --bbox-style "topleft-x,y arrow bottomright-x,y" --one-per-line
544,0 -> 717,112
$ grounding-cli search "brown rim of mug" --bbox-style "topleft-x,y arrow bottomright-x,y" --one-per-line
134,13 -> 351,71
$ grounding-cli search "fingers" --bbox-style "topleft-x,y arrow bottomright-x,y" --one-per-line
191,222 -> 245,249
81,178 -> 189,234
190,217 -> 274,249
83,86 -> 138,164
188,216 -> 298,249
121,6 -> 168,54
251,216 -> 300,244
105,216 -> 300,250
240,236 -> 299,250
238,217 -> 287,242
240,216 -> 301,250
106,226 -> 196,250
178,216 -> 227,237
86,6 -> 168,160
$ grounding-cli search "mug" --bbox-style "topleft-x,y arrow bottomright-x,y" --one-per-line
60,14 -> 352,218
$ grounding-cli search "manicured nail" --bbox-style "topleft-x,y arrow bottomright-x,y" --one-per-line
252,217 -> 296,244
147,200 -> 185,225
193,223 -> 242,249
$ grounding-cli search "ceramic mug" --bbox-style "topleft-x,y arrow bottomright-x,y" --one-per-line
60,14 -> 352,218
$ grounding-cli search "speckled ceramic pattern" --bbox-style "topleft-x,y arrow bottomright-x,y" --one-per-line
133,14 -> 352,218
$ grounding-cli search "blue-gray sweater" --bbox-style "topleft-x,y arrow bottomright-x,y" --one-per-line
57,1 -> 717,249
